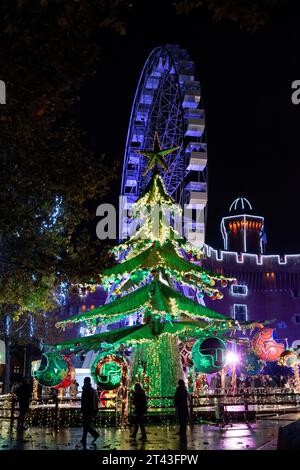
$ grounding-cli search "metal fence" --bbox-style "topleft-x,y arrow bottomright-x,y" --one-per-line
1,388 -> 300,430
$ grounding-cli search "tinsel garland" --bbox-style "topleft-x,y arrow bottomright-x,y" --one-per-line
56,279 -> 231,330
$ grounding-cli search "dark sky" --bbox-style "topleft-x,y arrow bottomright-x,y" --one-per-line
79,1 -> 300,255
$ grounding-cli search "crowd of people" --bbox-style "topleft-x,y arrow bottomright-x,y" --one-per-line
193,372 -> 297,394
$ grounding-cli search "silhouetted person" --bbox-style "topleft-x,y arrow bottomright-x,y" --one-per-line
210,373 -> 219,391
50,387 -> 58,399
15,378 -> 32,431
130,383 -> 147,440
279,375 -> 287,388
174,379 -> 190,438
215,373 -> 221,389
244,376 -> 251,388
254,375 -> 261,388
80,377 -> 99,448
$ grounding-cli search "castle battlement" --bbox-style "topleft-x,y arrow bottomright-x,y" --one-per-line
204,245 -> 300,271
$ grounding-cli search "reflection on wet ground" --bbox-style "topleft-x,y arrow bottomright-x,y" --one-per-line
0,413 -> 298,451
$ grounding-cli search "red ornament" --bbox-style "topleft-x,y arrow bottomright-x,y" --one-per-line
252,328 -> 285,362
53,360 -> 76,389
221,280 -> 228,287
178,339 -> 196,368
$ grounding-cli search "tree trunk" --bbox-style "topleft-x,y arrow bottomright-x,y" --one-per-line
131,335 -> 183,403
3,337 -> 11,393
23,346 -> 27,377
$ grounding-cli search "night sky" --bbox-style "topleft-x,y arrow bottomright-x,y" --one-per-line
79,2 -> 300,255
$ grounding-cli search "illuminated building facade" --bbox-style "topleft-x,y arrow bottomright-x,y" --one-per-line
203,198 -> 300,349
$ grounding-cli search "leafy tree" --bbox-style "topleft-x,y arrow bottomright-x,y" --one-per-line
175,0 -> 285,31
0,0 -> 287,314
0,1 -> 123,390
0,0 -> 122,314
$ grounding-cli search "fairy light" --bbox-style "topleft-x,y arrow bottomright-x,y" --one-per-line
49,169 -> 259,403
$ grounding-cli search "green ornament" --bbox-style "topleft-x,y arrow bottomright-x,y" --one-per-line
91,353 -> 127,391
34,352 -> 68,387
192,337 -> 226,374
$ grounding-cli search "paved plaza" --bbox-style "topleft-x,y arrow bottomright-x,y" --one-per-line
1,413 -> 299,451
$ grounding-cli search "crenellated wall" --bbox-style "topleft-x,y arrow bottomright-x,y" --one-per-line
203,245 -> 300,348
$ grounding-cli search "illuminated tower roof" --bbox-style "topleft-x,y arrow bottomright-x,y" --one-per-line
221,197 -> 266,254
229,197 -> 252,213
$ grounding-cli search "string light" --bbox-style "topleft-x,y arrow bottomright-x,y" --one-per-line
48,169 -> 269,404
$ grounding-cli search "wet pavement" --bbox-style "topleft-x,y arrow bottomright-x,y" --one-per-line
0,413 -> 299,450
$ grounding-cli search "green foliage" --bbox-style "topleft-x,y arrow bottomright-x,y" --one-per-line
175,0 -> 284,31
0,0 -> 121,314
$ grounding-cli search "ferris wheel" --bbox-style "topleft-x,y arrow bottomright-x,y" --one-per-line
120,44 -> 208,245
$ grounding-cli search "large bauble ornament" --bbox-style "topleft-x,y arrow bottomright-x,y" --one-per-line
240,352 -> 264,376
252,328 -> 285,362
178,339 -> 195,369
91,353 -> 127,390
192,337 -> 226,374
34,352 -> 69,388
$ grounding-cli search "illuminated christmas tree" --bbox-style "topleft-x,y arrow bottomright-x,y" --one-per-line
52,142 -> 259,398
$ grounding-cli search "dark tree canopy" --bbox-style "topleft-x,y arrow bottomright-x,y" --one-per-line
0,0 -> 124,315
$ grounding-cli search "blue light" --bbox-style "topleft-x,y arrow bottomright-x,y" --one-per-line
5,315 -> 11,335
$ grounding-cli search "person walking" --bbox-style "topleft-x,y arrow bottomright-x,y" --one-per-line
174,379 -> 190,439
130,383 -> 147,441
15,378 -> 32,431
80,377 -> 99,448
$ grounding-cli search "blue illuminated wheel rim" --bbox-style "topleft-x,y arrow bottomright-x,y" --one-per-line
122,45 -> 194,204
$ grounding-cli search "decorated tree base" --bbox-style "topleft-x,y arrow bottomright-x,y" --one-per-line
131,334 -> 183,405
